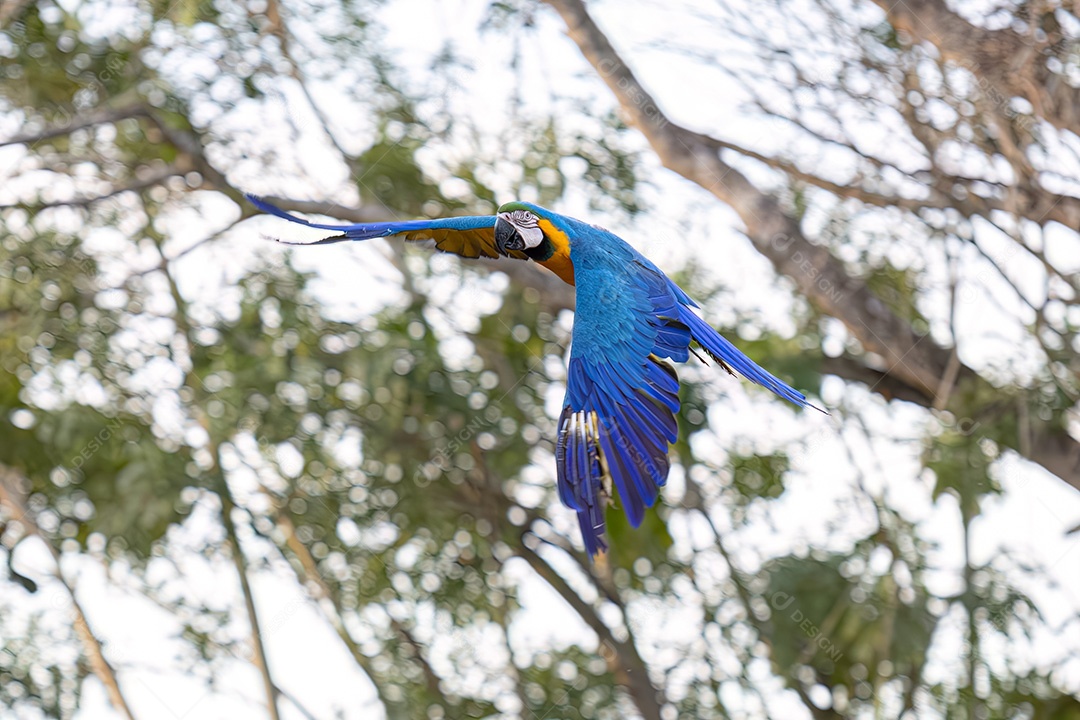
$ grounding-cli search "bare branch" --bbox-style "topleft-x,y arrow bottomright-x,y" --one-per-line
516,534 -> 664,720
0,167 -> 185,212
711,121 -> 1080,233
272,683 -> 318,720
272,511 -> 400,709
819,356 -> 933,405
252,196 -> 386,224
867,0 -> 1080,134
709,134 -> 952,214
218,480 -> 282,720
537,532 -> 624,611
390,619 -> 444,698
140,110 -> 243,205
121,216 -> 247,286
0,105 -> 149,148
262,0 -> 354,163
0,464 -> 137,720
276,514 -> 354,644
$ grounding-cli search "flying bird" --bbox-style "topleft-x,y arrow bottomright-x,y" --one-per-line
248,195 -> 822,557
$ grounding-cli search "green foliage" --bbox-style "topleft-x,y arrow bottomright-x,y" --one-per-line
357,124 -> 448,217
926,423 -> 996,521
604,504 -> 673,570
862,262 -> 926,326
0,620 -> 83,716
763,548 -> 936,699
729,452 -> 789,504
517,648 -> 620,719
0,231 -> 195,556
866,21 -> 904,51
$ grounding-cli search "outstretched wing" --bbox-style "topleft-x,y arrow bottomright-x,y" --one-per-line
559,256 -> 819,558
557,259 -> 690,557
247,195 -> 529,260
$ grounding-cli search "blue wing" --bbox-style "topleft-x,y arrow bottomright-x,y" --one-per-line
557,256 -> 689,557
247,195 -> 529,260
559,252 -> 819,558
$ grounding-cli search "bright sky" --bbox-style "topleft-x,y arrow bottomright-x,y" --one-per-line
3,0 -> 1080,718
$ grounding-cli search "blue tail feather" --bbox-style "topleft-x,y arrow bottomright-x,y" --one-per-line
676,304 -> 822,411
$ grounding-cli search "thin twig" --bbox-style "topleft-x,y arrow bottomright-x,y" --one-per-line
0,167 -> 184,212
0,464 -> 137,720
934,249 -> 962,412
0,105 -> 149,148
217,478 -> 281,720
271,509 -> 399,709
516,534 -> 665,720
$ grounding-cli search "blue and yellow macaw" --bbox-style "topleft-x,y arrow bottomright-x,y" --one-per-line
248,195 -> 821,557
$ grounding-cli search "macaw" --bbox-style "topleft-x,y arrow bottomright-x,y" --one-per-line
247,195 -> 821,557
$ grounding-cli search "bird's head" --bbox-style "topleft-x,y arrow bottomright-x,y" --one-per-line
494,201 -> 551,257
493,201 -> 574,284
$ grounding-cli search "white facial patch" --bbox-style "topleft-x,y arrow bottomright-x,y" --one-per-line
501,210 -> 545,249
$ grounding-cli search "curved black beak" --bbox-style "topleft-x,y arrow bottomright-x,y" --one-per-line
494,216 -> 524,255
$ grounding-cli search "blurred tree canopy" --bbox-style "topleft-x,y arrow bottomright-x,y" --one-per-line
1,0 -> 1079,718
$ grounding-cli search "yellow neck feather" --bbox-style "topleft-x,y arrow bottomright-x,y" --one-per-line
536,218 -> 575,286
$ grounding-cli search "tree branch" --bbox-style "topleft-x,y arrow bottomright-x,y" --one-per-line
707,135 -> 953,215
272,682 -> 318,720
866,0 -> 1080,134
0,105 -> 150,148
390,619 -> 443,698
218,480 -> 282,720
819,356 -> 933,405
710,130 -> 1080,233
516,534 -> 664,720
0,464 -> 137,720
262,0 -> 354,163
271,511 -> 401,711
276,513 -> 359,651
0,167 -> 185,212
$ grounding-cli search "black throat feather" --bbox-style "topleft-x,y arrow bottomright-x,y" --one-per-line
523,235 -> 555,261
